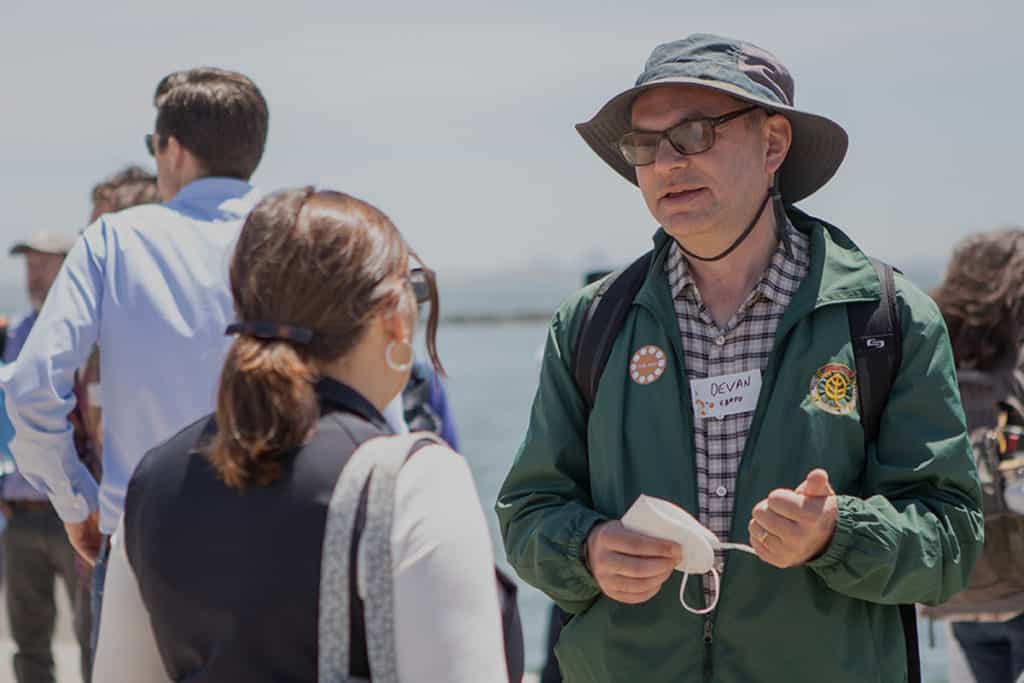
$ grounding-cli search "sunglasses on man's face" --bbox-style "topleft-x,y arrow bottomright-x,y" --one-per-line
144,134 -> 158,157
617,105 -> 761,167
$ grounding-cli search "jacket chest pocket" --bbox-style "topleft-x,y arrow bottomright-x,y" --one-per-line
761,358 -> 866,494
589,338 -> 696,512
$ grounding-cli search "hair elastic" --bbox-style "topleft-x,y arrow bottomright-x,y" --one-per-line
225,321 -> 314,345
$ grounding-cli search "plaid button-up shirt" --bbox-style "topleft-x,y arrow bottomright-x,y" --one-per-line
665,221 -> 810,606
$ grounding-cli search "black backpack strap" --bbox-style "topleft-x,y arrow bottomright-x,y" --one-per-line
898,604 -> 921,683
847,258 -> 919,683
848,257 -> 902,443
571,251 -> 653,409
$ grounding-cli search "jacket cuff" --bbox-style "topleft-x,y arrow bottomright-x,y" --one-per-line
565,512 -> 607,593
805,495 -> 858,571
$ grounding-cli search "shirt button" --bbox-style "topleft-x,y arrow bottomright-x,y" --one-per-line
714,335 -> 726,346
715,485 -> 728,497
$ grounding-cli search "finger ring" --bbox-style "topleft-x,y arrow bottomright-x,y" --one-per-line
759,529 -> 770,544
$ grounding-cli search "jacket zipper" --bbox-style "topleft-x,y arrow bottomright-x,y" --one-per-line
703,618 -> 714,682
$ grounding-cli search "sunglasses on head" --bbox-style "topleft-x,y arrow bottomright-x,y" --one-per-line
408,268 -> 431,305
617,105 -> 762,166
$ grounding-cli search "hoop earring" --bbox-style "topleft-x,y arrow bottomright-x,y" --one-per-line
385,340 -> 413,372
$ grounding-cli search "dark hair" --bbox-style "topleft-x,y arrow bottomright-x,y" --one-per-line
207,188 -> 442,488
153,67 -> 269,180
932,228 -> 1024,370
91,166 -> 160,212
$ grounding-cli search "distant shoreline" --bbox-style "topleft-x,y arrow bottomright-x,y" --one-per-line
441,311 -> 552,326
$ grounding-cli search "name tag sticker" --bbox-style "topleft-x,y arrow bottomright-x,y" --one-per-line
690,370 -> 762,420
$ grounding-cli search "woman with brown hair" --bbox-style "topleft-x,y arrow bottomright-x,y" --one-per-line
91,188 -> 508,682
926,227 -> 1024,683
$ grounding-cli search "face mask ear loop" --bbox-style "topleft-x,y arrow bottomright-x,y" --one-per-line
678,569 -> 720,615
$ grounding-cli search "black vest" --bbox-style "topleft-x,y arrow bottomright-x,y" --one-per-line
124,377 -> 386,682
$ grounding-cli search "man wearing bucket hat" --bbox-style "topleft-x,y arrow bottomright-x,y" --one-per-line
498,34 -> 982,682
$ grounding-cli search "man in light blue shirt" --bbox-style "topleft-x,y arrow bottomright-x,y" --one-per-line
1,68 -> 271,573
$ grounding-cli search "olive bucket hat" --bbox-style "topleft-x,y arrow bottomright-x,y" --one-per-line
575,33 -> 848,203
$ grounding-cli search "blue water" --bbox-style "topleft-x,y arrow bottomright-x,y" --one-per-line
436,320 -> 956,680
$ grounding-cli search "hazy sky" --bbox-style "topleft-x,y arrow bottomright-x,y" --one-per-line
1,0 -> 1020,293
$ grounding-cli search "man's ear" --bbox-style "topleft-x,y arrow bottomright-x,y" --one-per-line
162,135 -> 184,170
763,114 -> 792,177
167,135 -> 210,182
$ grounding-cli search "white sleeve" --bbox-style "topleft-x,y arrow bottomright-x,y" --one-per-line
388,445 -> 509,683
92,522 -> 170,683
382,393 -> 409,434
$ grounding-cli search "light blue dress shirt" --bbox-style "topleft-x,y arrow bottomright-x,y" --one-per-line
2,178 -> 261,533
2,177 -> 409,534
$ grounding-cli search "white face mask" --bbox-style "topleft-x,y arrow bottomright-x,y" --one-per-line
621,495 -> 758,614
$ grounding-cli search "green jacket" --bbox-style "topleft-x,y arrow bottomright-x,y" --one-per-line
496,210 -> 984,683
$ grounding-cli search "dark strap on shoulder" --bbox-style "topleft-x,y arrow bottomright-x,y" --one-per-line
405,438 -> 438,459
572,251 -> 653,409
847,258 -> 919,683
848,258 -> 902,444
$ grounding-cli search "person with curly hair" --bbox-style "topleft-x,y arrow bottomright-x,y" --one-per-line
926,228 -> 1024,683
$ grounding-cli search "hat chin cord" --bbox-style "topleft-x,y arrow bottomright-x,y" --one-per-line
674,182 -> 787,263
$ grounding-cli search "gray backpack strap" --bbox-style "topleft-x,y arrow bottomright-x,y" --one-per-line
318,438 -> 379,683
318,432 -> 445,683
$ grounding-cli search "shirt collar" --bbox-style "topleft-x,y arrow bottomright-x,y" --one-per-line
753,217 -> 809,305
315,376 -> 389,428
666,215 -> 808,306
170,177 -> 254,203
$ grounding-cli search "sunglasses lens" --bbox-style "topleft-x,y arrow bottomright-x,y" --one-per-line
409,270 -> 430,304
617,133 -> 658,167
145,134 -> 154,156
667,120 -> 714,155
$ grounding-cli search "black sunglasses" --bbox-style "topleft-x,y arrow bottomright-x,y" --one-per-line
144,133 -> 159,157
409,268 -> 431,305
617,105 -> 761,166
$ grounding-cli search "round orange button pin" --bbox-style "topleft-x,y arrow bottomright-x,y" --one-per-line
630,345 -> 667,385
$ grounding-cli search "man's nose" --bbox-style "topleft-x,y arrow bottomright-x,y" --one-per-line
653,136 -> 689,173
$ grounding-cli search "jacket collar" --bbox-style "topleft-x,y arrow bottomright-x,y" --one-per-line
636,206 -> 883,321
315,376 -> 388,428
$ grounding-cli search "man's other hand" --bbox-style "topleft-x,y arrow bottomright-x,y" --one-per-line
749,468 -> 838,568
585,520 -> 682,604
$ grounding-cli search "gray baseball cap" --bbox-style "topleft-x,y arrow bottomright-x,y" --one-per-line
575,33 -> 848,203
10,231 -> 76,256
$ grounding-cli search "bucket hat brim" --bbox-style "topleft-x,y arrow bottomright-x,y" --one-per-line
576,76 -> 848,203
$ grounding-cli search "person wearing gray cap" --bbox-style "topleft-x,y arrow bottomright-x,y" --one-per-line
1,231 -> 93,683
497,34 -> 981,682
8,234 -> 75,312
